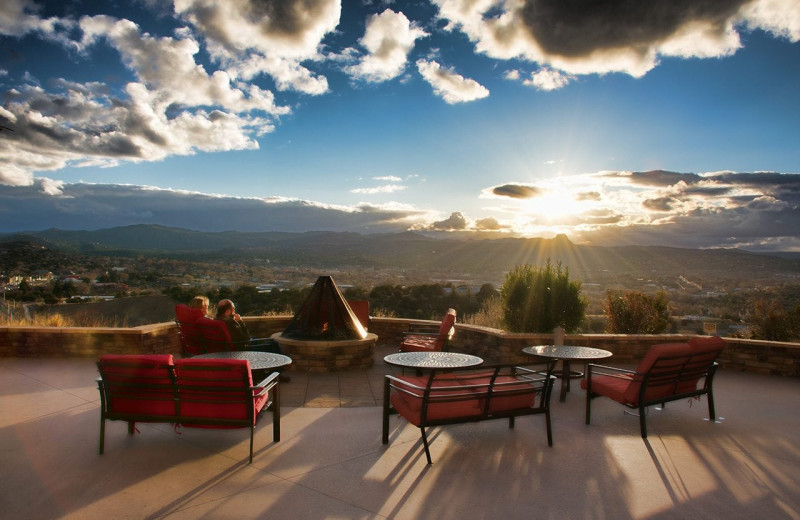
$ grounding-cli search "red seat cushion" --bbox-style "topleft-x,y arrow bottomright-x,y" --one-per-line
390,374 -> 482,426
581,373 -> 633,403
484,375 -> 540,413
174,358 -> 267,428
98,354 -> 176,418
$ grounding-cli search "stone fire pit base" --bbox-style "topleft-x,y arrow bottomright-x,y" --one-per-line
271,332 -> 378,372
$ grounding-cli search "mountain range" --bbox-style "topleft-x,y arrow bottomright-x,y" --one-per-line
2,225 -> 799,285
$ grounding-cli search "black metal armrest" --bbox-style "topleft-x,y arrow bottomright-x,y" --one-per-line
586,363 -> 636,380
253,371 -> 280,395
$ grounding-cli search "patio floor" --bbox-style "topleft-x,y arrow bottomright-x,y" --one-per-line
1,345 -> 799,519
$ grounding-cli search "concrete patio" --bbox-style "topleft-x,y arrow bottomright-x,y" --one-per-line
2,344 -> 799,519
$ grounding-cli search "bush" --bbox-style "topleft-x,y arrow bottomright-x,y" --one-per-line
500,261 -> 586,333
748,299 -> 800,341
605,290 -> 671,334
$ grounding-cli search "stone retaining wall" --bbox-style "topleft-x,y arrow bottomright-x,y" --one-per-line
1,316 -> 798,377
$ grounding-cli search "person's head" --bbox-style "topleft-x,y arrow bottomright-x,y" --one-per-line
188,295 -> 209,314
216,299 -> 235,319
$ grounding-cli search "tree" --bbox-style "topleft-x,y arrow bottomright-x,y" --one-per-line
500,261 -> 586,333
748,298 -> 799,342
605,290 -> 671,334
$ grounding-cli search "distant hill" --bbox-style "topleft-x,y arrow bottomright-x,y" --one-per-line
2,225 -> 799,282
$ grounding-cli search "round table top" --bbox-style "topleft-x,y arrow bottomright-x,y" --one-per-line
384,351 -> 483,369
522,345 -> 612,361
194,351 -> 293,370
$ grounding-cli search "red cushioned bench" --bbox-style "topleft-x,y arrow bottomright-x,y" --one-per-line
97,354 -> 280,463
382,361 -> 556,464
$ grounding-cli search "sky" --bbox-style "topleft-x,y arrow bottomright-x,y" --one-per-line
1,0 -> 799,252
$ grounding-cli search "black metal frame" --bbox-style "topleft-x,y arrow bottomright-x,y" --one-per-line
97,359 -> 280,463
584,351 -> 721,438
382,361 -> 556,464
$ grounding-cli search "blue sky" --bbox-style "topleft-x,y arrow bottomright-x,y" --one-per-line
1,0 -> 799,251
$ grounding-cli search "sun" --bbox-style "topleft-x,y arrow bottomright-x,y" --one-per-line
526,190 -> 583,221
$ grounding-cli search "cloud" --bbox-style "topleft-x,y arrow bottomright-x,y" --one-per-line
522,67 -> 572,91
474,216 -> 505,230
346,9 -> 428,82
0,13 -> 292,185
351,184 -> 406,194
643,196 -> 679,212
488,183 -> 542,199
416,59 -> 490,104
0,0 -> 74,42
172,0 -> 340,94
433,0 -> 800,78
0,180 -> 426,233
429,211 -> 469,230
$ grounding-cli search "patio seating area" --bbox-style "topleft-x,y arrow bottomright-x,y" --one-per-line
2,343 -> 799,519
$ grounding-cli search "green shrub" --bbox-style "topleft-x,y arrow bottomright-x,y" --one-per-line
605,290 -> 671,334
500,261 -> 586,333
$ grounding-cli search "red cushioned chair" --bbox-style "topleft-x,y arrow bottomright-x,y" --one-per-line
399,308 -> 457,352
96,354 -> 177,454
582,336 -> 726,438
175,304 -> 207,356
174,358 -> 279,463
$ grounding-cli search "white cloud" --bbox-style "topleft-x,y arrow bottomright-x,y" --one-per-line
351,184 -> 407,194
522,68 -> 572,91
0,0 -> 73,41
173,0 -> 340,93
346,9 -> 428,82
416,59 -> 489,104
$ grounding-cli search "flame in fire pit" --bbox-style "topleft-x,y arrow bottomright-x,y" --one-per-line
281,276 -> 367,341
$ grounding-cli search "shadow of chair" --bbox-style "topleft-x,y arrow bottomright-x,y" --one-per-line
582,336 -> 726,438
399,308 -> 457,353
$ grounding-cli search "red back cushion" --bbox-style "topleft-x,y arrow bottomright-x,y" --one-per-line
98,354 -> 176,417
197,317 -> 234,352
174,358 -> 263,426
175,303 -> 205,323
624,343 -> 692,404
438,309 -> 457,336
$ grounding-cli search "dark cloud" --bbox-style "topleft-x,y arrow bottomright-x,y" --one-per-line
492,183 -> 541,199
605,170 -> 703,187
643,196 -> 677,211
0,181 -> 421,233
520,0 -> 747,58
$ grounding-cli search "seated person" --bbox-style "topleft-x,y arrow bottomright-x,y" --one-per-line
215,299 -> 251,346
215,299 -> 290,382
188,295 -> 210,316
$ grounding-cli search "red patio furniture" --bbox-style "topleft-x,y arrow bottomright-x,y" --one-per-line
399,308 -> 457,352
383,361 -> 556,464
96,354 -> 280,463
582,336 -> 726,438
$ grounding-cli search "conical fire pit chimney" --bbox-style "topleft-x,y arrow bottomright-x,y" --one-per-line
282,275 -> 367,341
271,275 -> 377,372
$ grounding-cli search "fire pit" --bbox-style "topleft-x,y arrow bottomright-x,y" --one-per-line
271,276 -> 377,372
